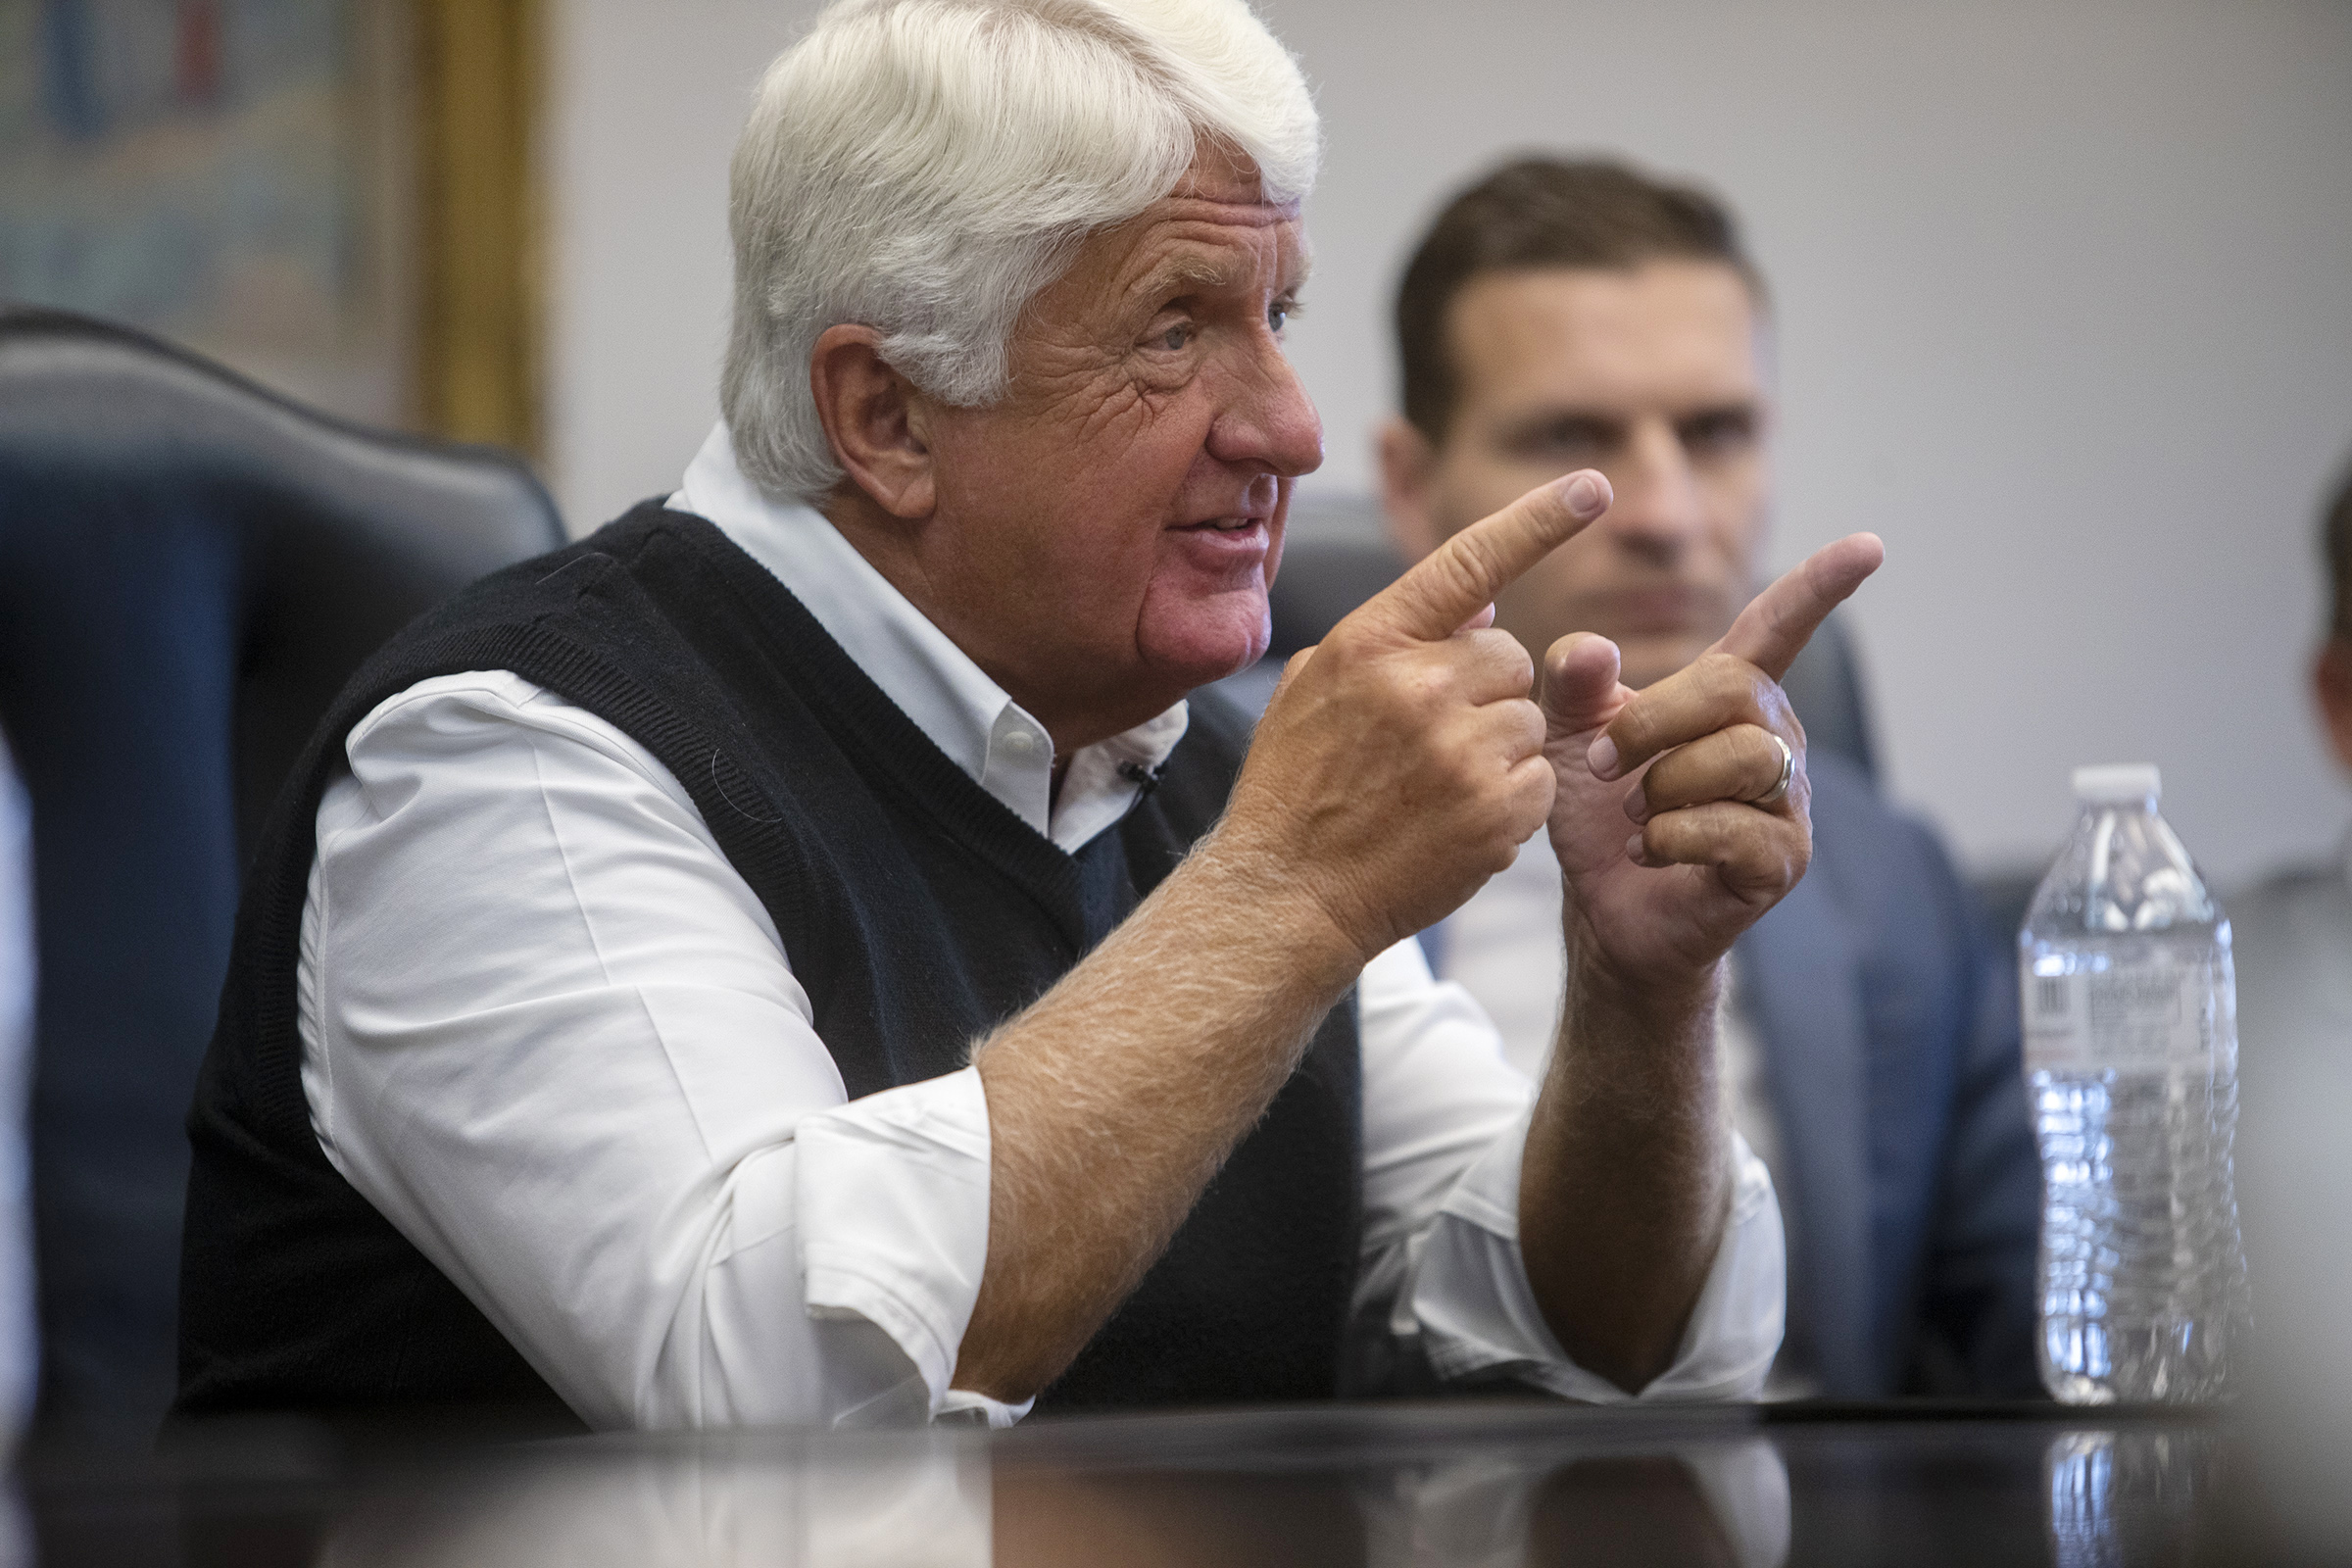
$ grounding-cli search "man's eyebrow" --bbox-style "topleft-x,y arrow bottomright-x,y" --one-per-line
1159,255 -> 1243,291
1498,408 -> 1624,438
1668,398 -> 1765,430
1503,396 -> 1758,427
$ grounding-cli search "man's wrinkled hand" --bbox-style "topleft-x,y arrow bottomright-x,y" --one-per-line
1542,534 -> 1886,989
1217,471 -> 1616,963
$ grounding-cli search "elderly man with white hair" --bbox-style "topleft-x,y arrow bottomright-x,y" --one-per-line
176,0 -> 1878,1430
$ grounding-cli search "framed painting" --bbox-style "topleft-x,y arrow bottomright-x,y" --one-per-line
0,0 -> 540,457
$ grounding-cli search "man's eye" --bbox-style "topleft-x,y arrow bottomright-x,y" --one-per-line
1680,409 -> 1757,457
1514,418 -> 1614,463
1267,301 -> 1293,333
1152,321 -> 1193,352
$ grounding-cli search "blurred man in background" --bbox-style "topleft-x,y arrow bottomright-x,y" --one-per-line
2231,460 -> 2352,1054
1379,157 -> 2039,1398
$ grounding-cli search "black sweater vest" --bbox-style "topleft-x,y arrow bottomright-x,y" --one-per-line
176,504 -> 1363,1421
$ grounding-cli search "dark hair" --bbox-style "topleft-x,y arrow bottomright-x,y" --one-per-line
1395,156 -> 1762,441
2326,453 -> 2352,637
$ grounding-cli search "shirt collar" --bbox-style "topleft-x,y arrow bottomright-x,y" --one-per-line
669,422 -> 1188,852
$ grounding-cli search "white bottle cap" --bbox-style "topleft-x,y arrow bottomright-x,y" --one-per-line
2072,763 -> 2162,804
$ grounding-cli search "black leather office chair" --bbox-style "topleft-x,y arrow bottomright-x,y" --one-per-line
1227,534 -> 1883,783
0,308 -> 567,1433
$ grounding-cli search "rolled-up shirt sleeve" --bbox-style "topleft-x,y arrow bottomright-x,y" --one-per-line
299,671 -> 1025,1431
1350,936 -> 1784,1402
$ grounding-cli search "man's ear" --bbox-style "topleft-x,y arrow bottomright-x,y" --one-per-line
2313,636 -> 2352,774
809,324 -> 935,519
1377,416 -> 1444,564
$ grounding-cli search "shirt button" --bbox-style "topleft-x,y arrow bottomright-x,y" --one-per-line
999,728 -> 1040,759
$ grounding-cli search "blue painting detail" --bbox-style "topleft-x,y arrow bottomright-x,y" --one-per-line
40,0 -> 106,140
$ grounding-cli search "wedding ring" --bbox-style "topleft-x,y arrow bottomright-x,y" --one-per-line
1751,733 -> 1795,807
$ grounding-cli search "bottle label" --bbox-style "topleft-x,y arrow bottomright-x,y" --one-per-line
2024,965 -> 2215,1071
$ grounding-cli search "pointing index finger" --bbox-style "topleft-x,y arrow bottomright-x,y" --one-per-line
1711,533 -> 1886,682
1354,471 -> 1612,643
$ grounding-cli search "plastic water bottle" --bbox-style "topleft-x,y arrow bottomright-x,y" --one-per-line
2020,764 -> 2248,1404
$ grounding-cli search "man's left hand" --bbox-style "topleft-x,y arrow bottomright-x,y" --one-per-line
1542,533 -> 1886,992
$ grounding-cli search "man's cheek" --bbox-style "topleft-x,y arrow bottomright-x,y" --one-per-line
1067,374 -> 1155,449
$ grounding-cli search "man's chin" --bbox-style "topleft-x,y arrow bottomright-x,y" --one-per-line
1138,596 -> 1273,693
1161,639 -> 1272,695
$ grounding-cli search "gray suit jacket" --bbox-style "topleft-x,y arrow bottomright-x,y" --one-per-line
1738,755 -> 2042,1397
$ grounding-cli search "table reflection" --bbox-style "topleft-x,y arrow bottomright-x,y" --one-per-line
2044,1427 -> 2219,1568
32,1403 -> 2247,1565
315,1414 -> 1791,1568
1353,1441 -> 1788,1568
322,1431 -> 989,1567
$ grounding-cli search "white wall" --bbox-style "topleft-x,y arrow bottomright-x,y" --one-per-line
546,0 -> 808,532
547,0 -> 2352,886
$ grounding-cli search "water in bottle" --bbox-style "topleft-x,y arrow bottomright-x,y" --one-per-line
2020,764 -> 2248,1404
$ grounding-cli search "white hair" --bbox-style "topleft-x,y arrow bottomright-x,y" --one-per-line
720,0 -> 1321,501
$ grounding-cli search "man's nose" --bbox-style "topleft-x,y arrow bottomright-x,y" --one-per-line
1599,419 -> 1704,551
1205,337 -> 1323,479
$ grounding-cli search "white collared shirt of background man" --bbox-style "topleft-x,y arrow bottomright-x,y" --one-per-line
294,423 -> 1786,1431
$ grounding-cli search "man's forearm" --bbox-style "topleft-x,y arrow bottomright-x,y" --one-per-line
1516,934 -> 1733,1394
952,831 -> 1365,1402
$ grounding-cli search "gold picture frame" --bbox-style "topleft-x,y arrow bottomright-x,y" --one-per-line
412,0 -> 541,460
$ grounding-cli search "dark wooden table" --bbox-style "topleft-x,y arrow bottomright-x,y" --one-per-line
22,1398 -> 2254,1565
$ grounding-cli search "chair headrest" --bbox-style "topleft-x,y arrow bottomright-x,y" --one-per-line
0,307 -> 562,579
0,306 -> 570,854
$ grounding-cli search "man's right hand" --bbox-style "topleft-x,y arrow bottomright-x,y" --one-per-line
1216,470 -> 1616,962
959,468 -> 1609,1402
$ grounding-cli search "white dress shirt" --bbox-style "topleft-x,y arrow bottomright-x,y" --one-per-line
295,422 -> 1784,1431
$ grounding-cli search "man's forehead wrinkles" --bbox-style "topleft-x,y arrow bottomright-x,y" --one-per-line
1156,194 -> 1299,226
1118,225 -> 1303,297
